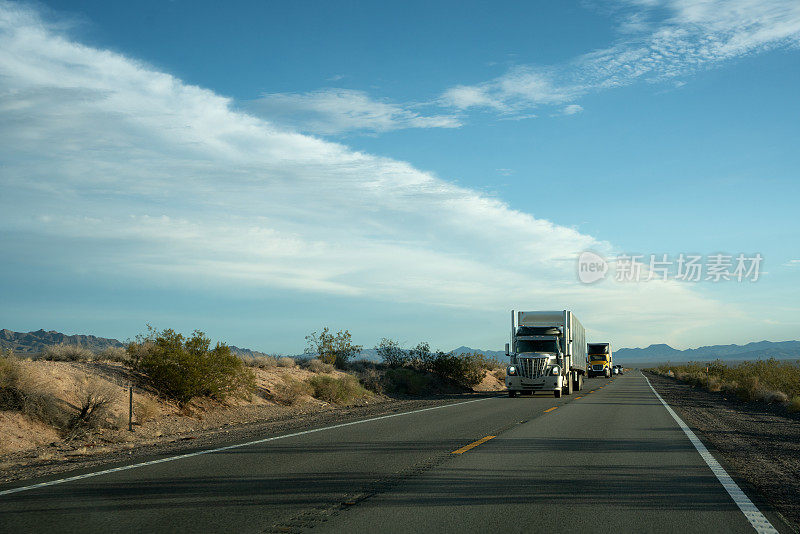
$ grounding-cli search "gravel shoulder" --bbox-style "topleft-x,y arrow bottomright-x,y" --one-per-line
0,392 -> 497,487
646,371 -> 800,532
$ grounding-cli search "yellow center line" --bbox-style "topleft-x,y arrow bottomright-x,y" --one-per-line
452,435 -> 496,454
543,407 -> 558,413
575,396 -> 583,399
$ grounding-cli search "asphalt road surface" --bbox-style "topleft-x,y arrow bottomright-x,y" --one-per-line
0,373 -> 790,533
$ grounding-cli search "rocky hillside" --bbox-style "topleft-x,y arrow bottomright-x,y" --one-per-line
0,329 -> 124,354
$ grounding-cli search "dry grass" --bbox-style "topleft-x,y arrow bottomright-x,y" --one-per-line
789,397 -> 800,413
306,358 -> 334,373
134,395 -> 161,423
493,368 -> 507,381
276,356 -> 296,368
97,346 -> 128,363
270,374 -> 311,406
0,355 -> 67,429
651,358 -> 800,411
43,344 -> 95,362
66,377 -> 119,437
307,375 -> 370,405
245,356 -> 279,369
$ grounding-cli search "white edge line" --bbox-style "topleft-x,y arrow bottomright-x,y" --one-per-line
0,396 -> 492,497
642,373 -> 779,534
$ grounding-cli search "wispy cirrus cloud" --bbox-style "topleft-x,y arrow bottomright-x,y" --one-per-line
248,88 -> 461,135
441,0 -> 800,115
0,1 -> 738,347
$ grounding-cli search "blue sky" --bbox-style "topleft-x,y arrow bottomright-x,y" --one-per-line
1,0 -> 798,353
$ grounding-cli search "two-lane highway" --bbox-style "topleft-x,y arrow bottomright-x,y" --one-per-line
0,373 -> 789,533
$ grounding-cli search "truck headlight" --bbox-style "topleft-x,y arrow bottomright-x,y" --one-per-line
550,366 -> 560,376
507,366 -> 517,376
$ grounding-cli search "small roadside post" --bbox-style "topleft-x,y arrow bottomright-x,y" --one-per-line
128,383 -> 134,432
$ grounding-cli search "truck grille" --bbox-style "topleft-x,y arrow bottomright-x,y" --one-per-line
519,357 -> 548,379
592,364 -> 605,371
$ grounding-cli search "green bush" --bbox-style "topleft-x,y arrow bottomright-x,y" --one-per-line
376,338 -> 408,367
128,328 -> 255,405
384,368 -> 435,395
307,375 -> 370,404
430,351 -> 486,388
305,327 -> 363,369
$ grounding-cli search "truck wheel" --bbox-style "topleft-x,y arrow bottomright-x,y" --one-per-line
565,375 -> 573,395
508,390 -> 516,398
554,389 -> 562,398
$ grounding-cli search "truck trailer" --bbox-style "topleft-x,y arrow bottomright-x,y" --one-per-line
587,343 -> 613,378
505,310 -> 587,398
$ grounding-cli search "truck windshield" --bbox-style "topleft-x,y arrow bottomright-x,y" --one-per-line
516,339 -> 559,353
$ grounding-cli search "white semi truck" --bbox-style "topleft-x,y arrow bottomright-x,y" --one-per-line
505,310 -> 587,398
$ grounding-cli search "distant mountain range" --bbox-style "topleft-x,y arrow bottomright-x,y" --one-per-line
0,329 -> 124,354
2,329 -> 798,364
454,341 -> 800,364
613,341 -> 800,363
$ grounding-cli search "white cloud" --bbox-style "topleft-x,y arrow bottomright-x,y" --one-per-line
248,88 -> 461,135
442,0 -> 800,115
563,104 -> 584,115
0,2 -> 738,346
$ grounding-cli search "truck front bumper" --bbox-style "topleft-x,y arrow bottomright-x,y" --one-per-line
506,374 -> 562,392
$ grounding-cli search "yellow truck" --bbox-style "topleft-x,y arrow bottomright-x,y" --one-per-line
587,343 -> 612,378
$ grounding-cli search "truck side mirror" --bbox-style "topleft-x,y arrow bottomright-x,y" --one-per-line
505,343 -> 510,356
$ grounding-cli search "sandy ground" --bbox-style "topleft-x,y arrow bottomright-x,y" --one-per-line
646,372 -> 800,532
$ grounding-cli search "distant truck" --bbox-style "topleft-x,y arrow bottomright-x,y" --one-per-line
587,343 -> 612,378
505,310 -> 587,398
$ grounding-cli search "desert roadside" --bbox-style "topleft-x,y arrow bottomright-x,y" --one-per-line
0,358 -> 504,485
645,371 -> 800,532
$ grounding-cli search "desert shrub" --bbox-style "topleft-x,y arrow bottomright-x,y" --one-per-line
357,366 -> 385,394
430,352 -> 486,388
129,328 -> 255,405
271,375 -> 311,405
134,396 -> 161,423
0,355 -> 67,428
493,368 -> 507,381
736,376 -> 761,402
97,346 -> 129,363
305,327 -> 363,369
789,397 -> 800,413
277,356 -> 296,368
384,368 -> 435,395
409,342 -> 434,370
307,375 -> 369,404
44,344 -> 95,362
67,377 -> 118,433
376,338 -> 407,367
651,359 -> 800,410
245,355 -> 279,369
759,390 -> 788,404
305,358 -> 335,374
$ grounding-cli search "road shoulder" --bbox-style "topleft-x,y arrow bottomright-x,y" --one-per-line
645,371 -> 800,533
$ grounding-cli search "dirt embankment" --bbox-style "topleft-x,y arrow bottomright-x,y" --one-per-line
646,372 -> 800,532
0,360 -> 503,484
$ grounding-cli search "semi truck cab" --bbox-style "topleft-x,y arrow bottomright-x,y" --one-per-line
587,342 -> 612,378
505,310 -> 586,398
